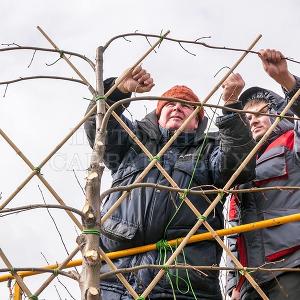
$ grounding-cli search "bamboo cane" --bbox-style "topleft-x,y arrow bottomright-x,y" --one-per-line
98,248 -> 139,299
0,128 -> 82,229
34,246 -> 80,296
0,249 -> 33,298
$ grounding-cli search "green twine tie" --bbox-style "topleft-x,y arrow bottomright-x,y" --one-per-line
162,265 -> 169,272
82,229 -> 100,236
150,155 -> 161,162
34,167 -> 41,174
29,296 -> 38,300
239,269 -> 246,276
136,296 -> 145,300
179,189 -> 189,201
53,268 -> 59,276
59,50 -> 64,58
156,239 -> 169,250
197,215 -> 207,221
95,95 -> 106,101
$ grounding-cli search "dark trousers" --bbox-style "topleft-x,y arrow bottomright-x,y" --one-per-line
242,272 -> 300,300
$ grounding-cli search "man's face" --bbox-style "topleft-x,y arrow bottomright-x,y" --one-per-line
158,102 -> 199,132
245,102 -> 272,141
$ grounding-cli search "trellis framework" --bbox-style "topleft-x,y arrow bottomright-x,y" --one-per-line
1,28 -> 300,300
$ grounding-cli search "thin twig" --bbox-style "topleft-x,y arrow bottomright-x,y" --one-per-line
178,41 -> 196,56
38,185 -> 70,256
214,66 -> 230,78
54,285 -> 63,300
72,169 -> 85,196
1,42 -> 21,47
3,84 -> 8,97
27,49 -> 36,68
46,54 -> 72,67
40,252 -> 77,299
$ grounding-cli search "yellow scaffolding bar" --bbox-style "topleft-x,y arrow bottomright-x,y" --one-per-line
2,212 -> 300,284
13,282 -> 22,300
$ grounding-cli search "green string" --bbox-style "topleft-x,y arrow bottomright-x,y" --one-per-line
10,268 -> 15,274
238,268 -> 253,275
34,167 -> 41,174
156,239 -> 169,250
53,268 -> 59,276
197,214 -> 207,221
179,189 -> 189,201
181,248 -> 198,300
82,229 -> 100,235
150,155 -> 161,162
162,265 -> 169,271
158,96 -> 222,298
239,269 -> 245,276
29,296 -> 38,300
136,296 -> 145,300
59,50 -> 64,58
95,95 -> 106,101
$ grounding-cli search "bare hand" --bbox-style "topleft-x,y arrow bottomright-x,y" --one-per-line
231,288 -> 241,300
259,49 -> 295,91
222,73 -> 245,104
117,65 -> 155,94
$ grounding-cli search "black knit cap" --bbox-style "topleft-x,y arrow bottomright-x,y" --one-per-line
239,86 -> 285,109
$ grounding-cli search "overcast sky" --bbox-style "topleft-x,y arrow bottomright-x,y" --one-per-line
1,0 -> 300,299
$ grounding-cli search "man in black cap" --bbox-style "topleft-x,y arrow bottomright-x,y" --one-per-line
226,49 -> 300,300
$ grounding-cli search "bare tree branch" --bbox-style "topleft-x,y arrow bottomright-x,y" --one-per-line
0,45 -> 95,70
103,32 -> 300,64
0,204 -> 85,218
100,264 -> 300,279
0,267 -> 76,280
0,76 -> 87,86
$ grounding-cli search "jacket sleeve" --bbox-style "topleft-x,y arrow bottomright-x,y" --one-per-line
84,77 -> 134,172
209,102 -> 256,186
282,75 -> 300,117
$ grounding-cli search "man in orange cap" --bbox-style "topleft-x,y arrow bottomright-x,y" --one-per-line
84,66 -> 255,299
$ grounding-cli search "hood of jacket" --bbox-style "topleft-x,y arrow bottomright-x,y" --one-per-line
239,86 -> 294,143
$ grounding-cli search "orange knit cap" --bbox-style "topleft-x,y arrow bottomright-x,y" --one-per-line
156,85 -> 204,120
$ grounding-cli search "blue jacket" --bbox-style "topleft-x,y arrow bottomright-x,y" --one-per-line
84,78 -> 255,299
